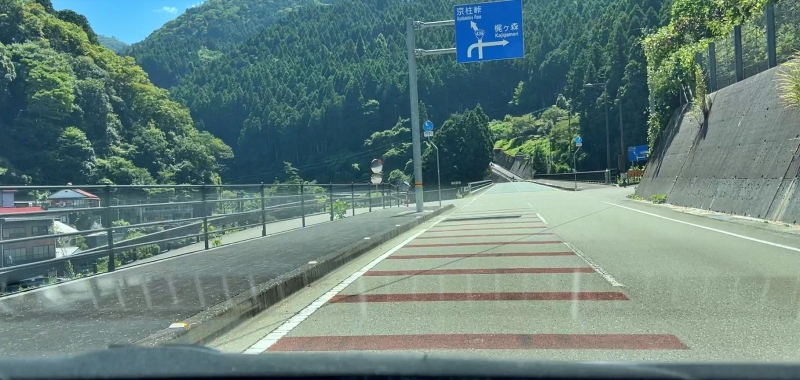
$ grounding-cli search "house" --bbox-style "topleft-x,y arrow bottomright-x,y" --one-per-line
48,189 -> 101,225
0,191 -> 57,268
49,189 -> 101,210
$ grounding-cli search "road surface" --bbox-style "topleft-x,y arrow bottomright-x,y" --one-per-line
210,182 -> 800,361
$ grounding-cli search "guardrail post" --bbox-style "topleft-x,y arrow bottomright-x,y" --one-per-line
368,186 -> 372,212
202,183 -> 209,250
766,3 -> 777,68
382,183 -> 385,209
260,183 -> 266,237
105,184 -> 115,272
329,183 -> 334,221
734,25 -> 743,82
351,182 -> 355,216
708,42 -> 717,92
301,183 -> 306,227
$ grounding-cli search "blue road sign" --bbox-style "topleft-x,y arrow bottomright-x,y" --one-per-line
454,0 -> 524,64
423,120 -> 434,131
628,145 -> 649,161
575,136 -> 582,144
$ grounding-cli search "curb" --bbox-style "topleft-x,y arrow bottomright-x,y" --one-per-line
529,180 -> 578,191
135,204 -> 455,347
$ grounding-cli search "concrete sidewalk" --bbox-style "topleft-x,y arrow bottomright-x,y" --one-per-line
129,199 -> 460,268
529,178 -> 614,191
0,206 -> 450,358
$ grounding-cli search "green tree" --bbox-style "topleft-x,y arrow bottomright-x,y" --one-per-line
422,105 -> 493,184
52,126 -> 97,182
0,0 -> 232,185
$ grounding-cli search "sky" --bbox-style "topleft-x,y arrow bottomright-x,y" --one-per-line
52,0 -> 208,45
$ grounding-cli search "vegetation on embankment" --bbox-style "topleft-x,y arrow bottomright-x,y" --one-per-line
643,0 -> 780,148
492,101 -> 583,175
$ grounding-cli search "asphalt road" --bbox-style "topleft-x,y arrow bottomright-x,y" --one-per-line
215,182 -> 800,361
0,206 -> 450,359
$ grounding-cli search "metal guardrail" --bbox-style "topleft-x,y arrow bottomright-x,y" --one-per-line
0,182 -> 406,288
466,180 -> 493,193
533,170 -> 618,184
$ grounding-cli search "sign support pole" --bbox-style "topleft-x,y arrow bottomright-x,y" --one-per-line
573,146 -> 581,191
407,19 -> 456,213
406,18 -> 424,213
406,1 -> 523,208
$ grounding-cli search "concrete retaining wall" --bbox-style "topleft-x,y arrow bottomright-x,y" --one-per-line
493,150 -> 534,179
636,63 -> 800,224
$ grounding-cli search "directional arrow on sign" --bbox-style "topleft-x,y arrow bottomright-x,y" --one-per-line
468,40 -> 510,59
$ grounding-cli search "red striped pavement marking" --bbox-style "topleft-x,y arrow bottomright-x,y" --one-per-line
404,241 -> 562,248
363,268 -> 595,276
435,221 -> 545,227
387,252 -> 575,259
416,233 -> 555,239
267,334 -> 688,351
329,292 -> 629,303
428,226 -> 547,232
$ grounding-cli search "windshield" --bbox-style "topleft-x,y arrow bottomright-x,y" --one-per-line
2,0 -> 800,365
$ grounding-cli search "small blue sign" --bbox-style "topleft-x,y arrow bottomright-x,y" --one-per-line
628,145 -> 649,162
423,120 -> 434,131
454,0 -> 524,64
575,136 -> 582,144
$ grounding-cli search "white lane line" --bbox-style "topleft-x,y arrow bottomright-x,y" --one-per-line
604,202 -> 800,253
536,213 -> 547,225
562,242 -> 624,287
460,184 -> 495,209
243,216 -> 449,354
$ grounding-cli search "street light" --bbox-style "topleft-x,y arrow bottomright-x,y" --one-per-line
424,139 -> 442,208
584,82 -> 610,176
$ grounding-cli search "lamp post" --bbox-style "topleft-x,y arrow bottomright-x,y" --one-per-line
425,140 -> 442,208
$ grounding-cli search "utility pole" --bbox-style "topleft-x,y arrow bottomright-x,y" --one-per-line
406,18 -> 424,213
406,18 -> 456,213
407,0 -> 524,203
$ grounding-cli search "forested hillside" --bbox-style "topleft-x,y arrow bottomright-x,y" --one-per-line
125,0 -> 338,89
98,35 -> 128,53
0,0 -> 231,186
163,0 -> 671,183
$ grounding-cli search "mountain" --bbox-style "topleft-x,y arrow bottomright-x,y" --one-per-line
163,0 -> 670,183
98,35 -> 128,53
125,0 -> 339,89
0,0 -> 232,186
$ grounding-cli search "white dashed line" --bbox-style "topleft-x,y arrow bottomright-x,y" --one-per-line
562,242 -> 624,287
536,213 -> 547,225
460,184 -> 495,209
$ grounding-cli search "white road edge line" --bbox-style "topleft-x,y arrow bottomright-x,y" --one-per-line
536,212 -> 547,225
242,216 -> 450,354
460,184 -> 495,209
562,242 -> 624,287
604,202 -> 800,253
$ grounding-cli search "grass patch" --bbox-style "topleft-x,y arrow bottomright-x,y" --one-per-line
650,194 -> 667,204
626,194 -> 645,201
778,57 -> 800,109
